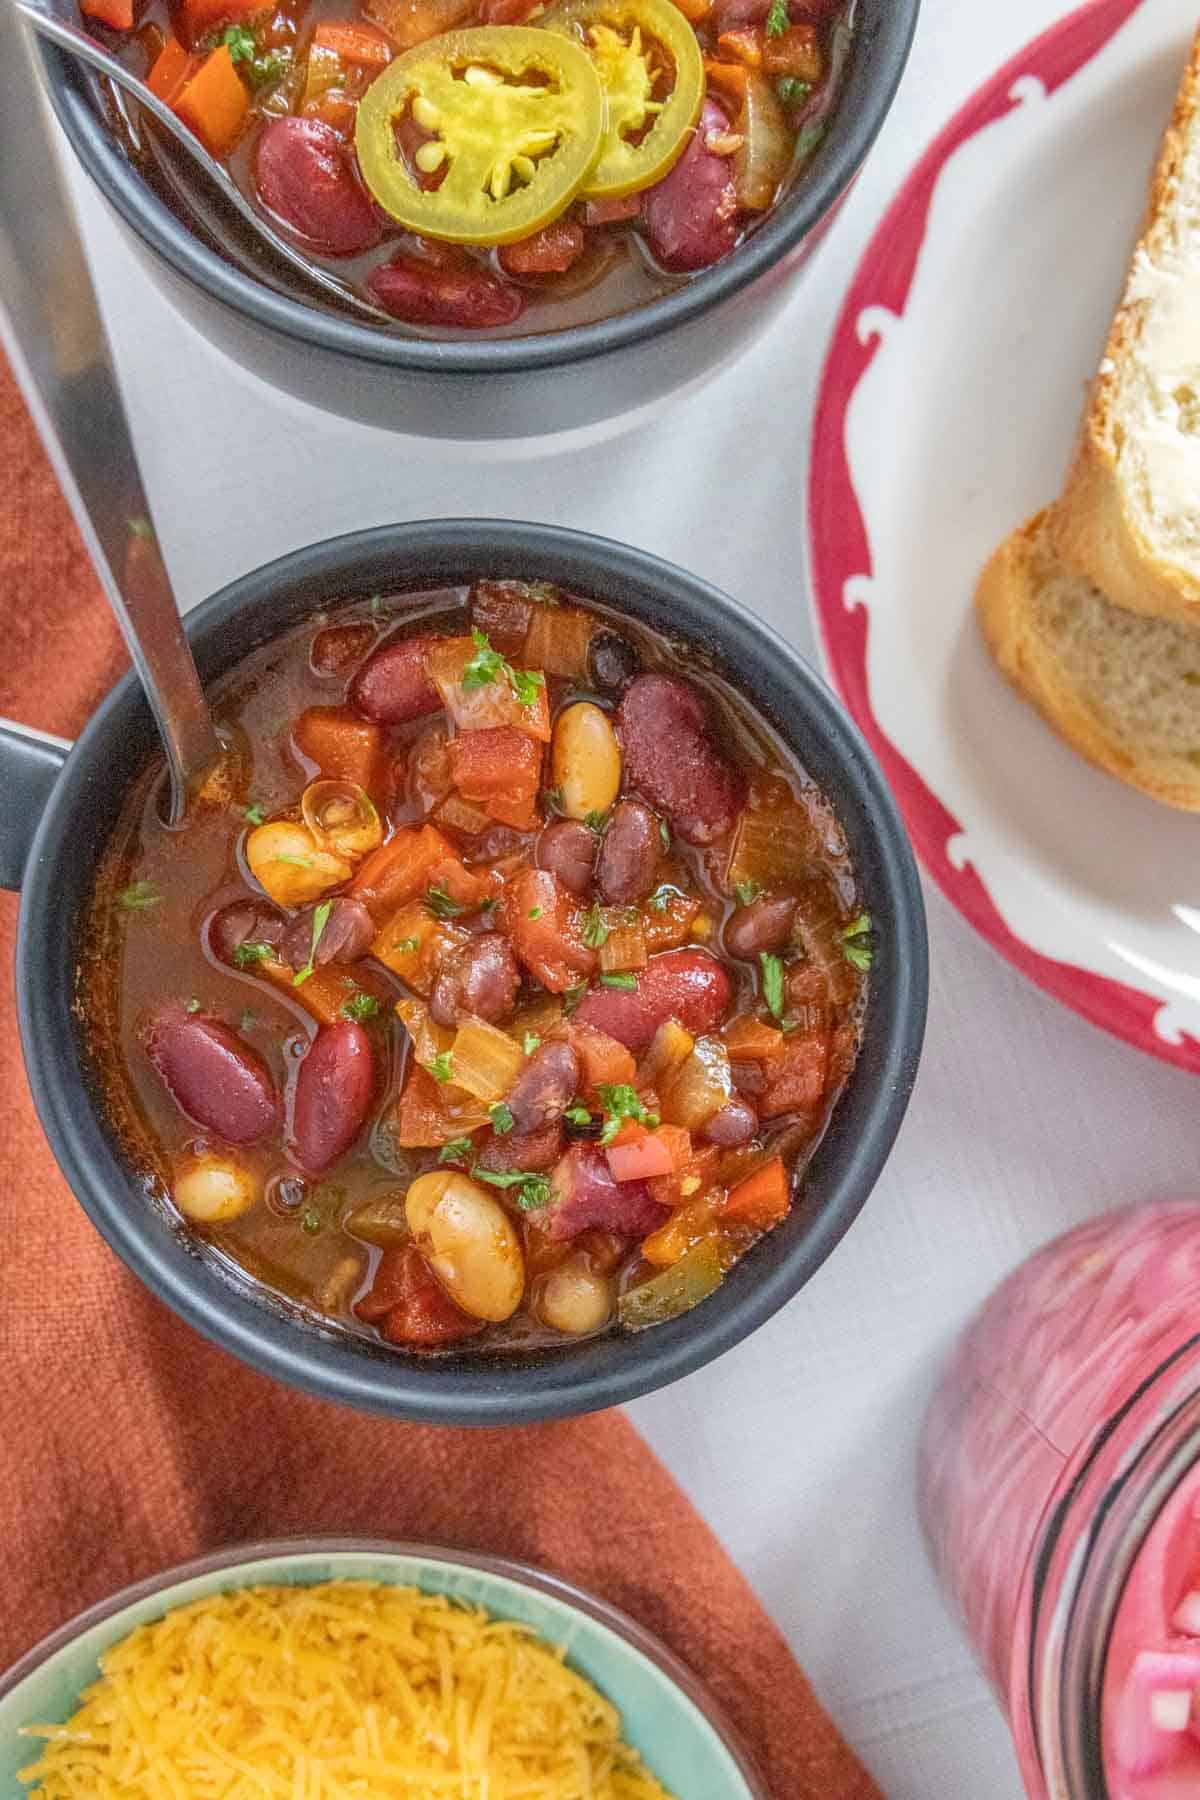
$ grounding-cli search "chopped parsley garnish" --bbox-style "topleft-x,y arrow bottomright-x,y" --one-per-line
542,787 -> 564,813
735,880 -> 764,906
480,896 -> 499,915
564,1104 -> 592,1126
427,884 -> 465,920
595,1083 -> 659,1146
475,1168 -> 554,1212
489,1102 -> 515,1136
293,900 -> 332,987
430,1051 -> 455,1084
301,1208 -> 323,1235
243,803 -> 266,826
393,935 -> 421,956
584,810 -> 610,835
600,972 -> 637,990
765,0 -> 789,33
522,1033 -> 542,1055
461,628 -> 545,711
438,1136 -> 476,1165
796,121 -> 827,160
239,1010 -> 257,1033
659,820 -> 671,852
562,983 -> 587,1016
776,76 -> 812,106
647,883 -> 682,914
115,879 -> 161,912
273,852 -> 315,868
760,951 -> 786,1021
341,992 -> 380,1023
218,23 -> 290,86
185,998 -> 201,1014
841,914 -> 874,973
528,905 -> 543,920
581,902 -> 609,949
233,940 -> 275,967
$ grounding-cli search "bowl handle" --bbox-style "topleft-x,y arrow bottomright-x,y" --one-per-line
0,720 -> 70,891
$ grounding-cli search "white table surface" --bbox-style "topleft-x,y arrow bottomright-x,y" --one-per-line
52,2 -> 1200,1793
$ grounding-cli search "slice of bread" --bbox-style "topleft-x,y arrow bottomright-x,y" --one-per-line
1055,30 -> 1200,625
976,507 -> 1200,809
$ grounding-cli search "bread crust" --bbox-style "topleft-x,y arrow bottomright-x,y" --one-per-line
975,509 -> 1200,810
1055,31 -> 1200,624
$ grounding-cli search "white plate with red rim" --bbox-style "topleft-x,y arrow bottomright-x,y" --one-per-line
808,0 -> 1200,1075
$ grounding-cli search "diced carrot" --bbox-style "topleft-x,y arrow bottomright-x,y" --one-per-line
173,45 -> 250,157
301,91 -> 359,135
568,1020 -> 636,1097
724,1015 -> 785,1061
642,1194 -> 721,1267
292,705 -> 382,791
671,0 -> 711,21
503,868 -> 595,994
606,1125 -> 675,1184
723,1156 -> 790,1229
641,889 -> 701,953
147,37 -> 194,102
312,19 -> 394,63
655,1123 -> 694,1172
717,26 -> 763,66
425,853 -> 501,912
374,903 -> 466,995
762,22 -> 822,80
447,726 -> 543,832
647,1142 -> 720,1212
350,824 -> 458,922
81,0 -> 135,28
704,58 -> 749,102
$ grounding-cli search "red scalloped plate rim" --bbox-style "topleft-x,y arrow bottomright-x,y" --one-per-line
808,0 -> 1200,1076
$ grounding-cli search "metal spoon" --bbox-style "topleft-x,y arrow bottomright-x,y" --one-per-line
0,1 -> 225,825
14,0 -> 393,325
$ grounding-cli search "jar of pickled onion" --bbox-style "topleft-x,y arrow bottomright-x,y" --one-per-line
919,1200 -> 1200,1798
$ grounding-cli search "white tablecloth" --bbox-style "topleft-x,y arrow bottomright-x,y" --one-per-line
52,3 -> 1200,1793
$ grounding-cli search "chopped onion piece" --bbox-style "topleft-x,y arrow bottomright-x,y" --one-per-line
1172,1590 -> 1200,1636
449,1017 -> 526,1102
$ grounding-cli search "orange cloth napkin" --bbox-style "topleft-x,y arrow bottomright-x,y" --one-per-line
0,355 -> 880,1799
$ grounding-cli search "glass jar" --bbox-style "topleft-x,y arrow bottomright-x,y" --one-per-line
919,1200 -> 1200,1798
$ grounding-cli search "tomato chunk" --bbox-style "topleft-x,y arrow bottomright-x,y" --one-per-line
448,726 -> 543,831
503,868 -> 596,993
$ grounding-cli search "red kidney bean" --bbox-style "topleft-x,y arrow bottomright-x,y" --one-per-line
280,898 -> 375,972
367,253 -> 525,328
703,1098 -> 759,1147
574,948 -> 732,1050
588,629 -> 641,692
477,1121 -> 563,1173
208,899 -> 286,966
596,800 -> 660,905
537,819 -> 595,897
617,673 -> 745,846
349,632 -> 443,724
310,620 -> 377,677
641,101 -> 739,273
254,118 -> 382,257
507,1041 -> 580,1135
290,1021 -> 375,1174
429,934 -> 521,1028
139,1003 -> 279,1143
546,1146 -> 669,1241
723,894 -> 798,959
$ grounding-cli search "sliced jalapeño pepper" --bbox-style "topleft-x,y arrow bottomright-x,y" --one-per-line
543,0 -> 704,199
355,26 -> 604,244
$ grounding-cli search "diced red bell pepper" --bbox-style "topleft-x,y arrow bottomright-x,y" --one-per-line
503,868 -> 595,993
356,1245 -> 483,1346
723,1156 -> 791,1229
606,1122 -> 676,1184
176,0 -> 260,49
447,726 -> 543,831
147,36 -> 193,102
761,21 -> 822,79
311,20 -> 393,64
351,824 -> 497,923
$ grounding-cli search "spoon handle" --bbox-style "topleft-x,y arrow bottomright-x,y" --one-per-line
0,2 -> 223,825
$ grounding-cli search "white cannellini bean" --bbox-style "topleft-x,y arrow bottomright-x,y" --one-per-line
550,702 -> 621,822
1149,1689 -> 1192,1733
539,1256 -> 613,1337
174,1154 -> 259,1223
405,1171 -> 524,1323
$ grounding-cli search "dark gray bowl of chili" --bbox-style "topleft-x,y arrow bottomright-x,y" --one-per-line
3,521 -> 926,1423
33,0 -> 919,437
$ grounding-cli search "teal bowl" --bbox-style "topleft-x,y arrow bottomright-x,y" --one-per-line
0,1538 -> 767,1797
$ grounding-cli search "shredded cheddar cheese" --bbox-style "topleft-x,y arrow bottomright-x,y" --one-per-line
19,1581 -> 681,1799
